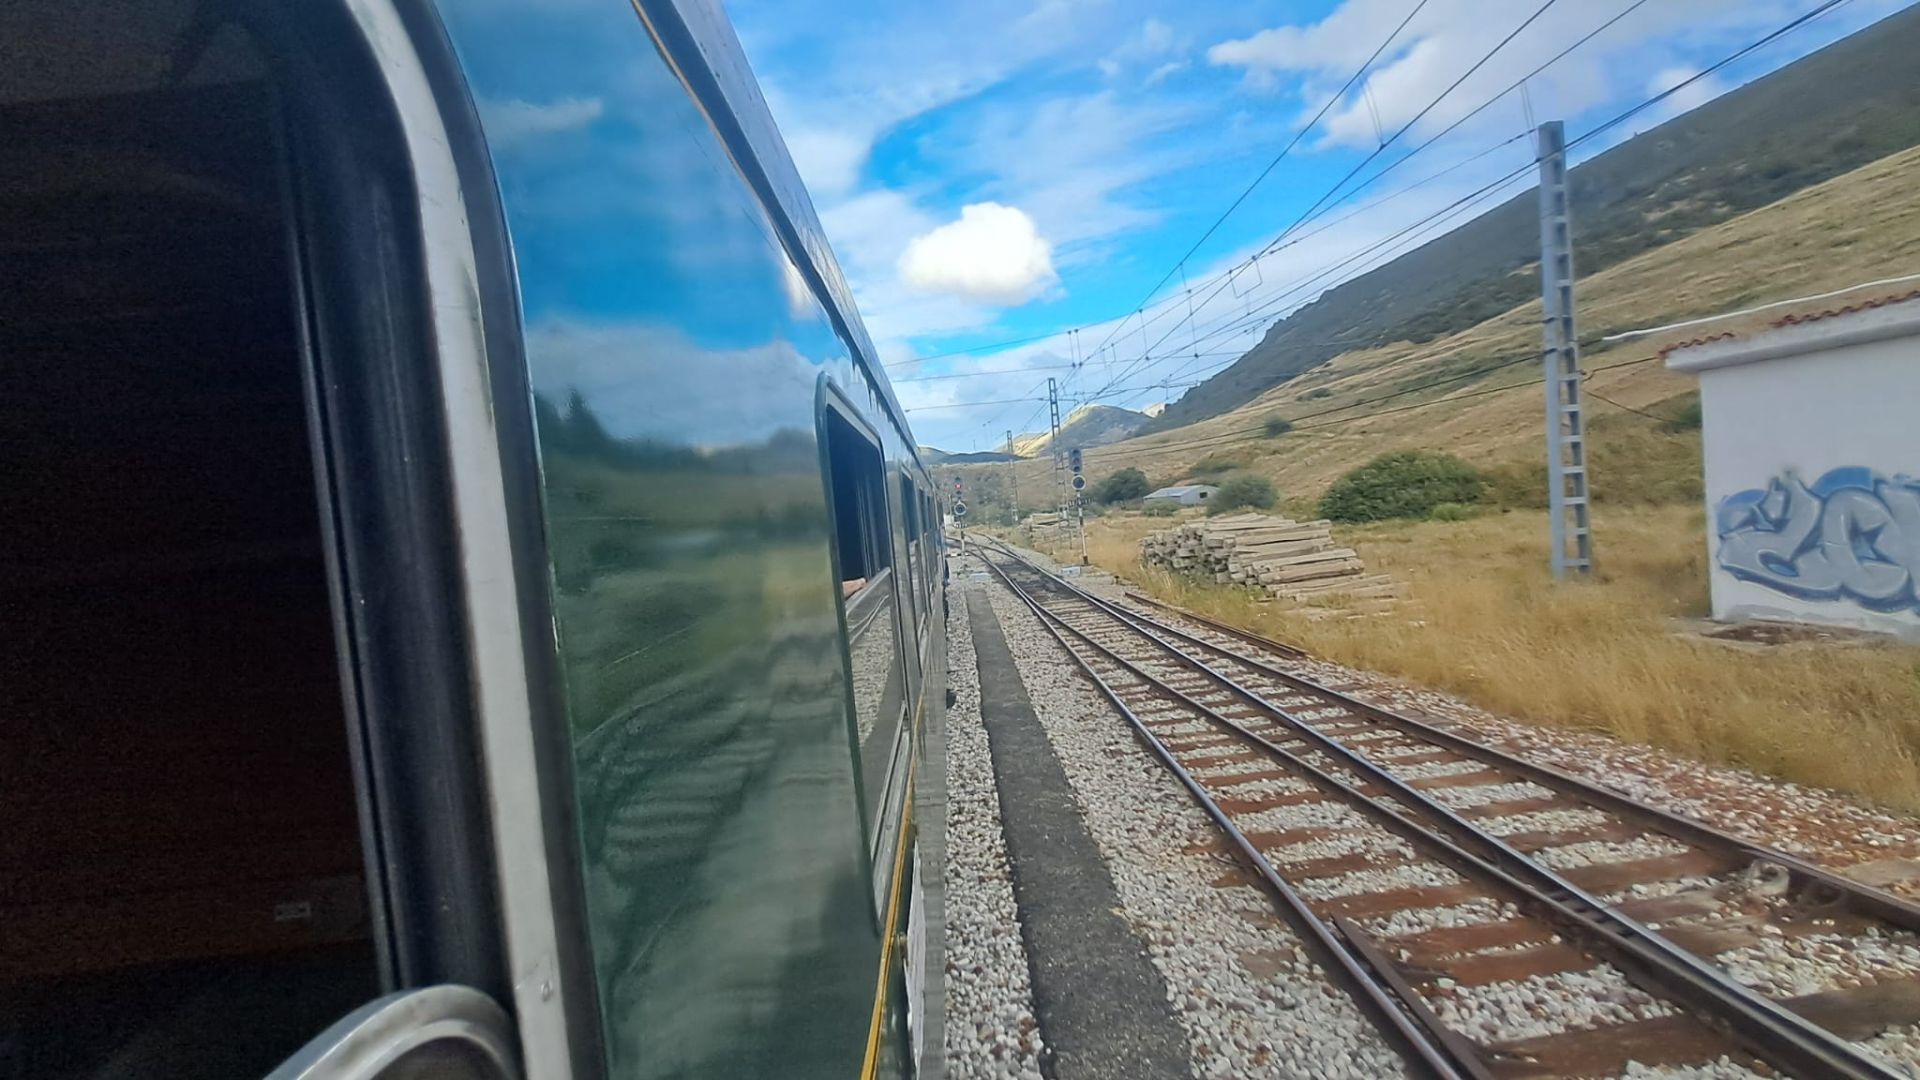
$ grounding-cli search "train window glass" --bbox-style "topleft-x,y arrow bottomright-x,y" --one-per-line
0,14 -> 378,1079
824,408 -> 889,594
897,472 -> 918,611
822,401 -> 909,834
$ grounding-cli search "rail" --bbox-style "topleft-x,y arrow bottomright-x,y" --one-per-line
974,537 -> 1911,1079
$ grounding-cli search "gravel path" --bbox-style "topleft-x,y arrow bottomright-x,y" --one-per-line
943,572 -> 1046,1080
960,553 -> 1410,1080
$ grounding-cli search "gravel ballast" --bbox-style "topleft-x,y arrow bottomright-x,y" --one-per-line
943,579 -> 1046,1080
965,554 -> 1411,1080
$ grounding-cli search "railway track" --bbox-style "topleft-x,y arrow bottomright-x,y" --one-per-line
974,538 -> 1920,1079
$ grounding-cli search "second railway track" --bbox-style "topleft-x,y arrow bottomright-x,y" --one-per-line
974,537 -> 1920,1079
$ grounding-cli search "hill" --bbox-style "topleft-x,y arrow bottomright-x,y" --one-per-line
951,139 -> 1920,517
920,447 -> 1018,465
1148,3 -> 1920,431
1008,404 -> 1150,457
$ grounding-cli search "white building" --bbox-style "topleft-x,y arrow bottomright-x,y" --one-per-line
1664,292 -> 1920,638
1142,484 -> 1219,507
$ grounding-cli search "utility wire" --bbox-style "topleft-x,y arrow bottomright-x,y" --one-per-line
1079,0 -> 1565,405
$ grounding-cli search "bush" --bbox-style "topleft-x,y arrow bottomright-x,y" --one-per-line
1143,501 -> 1177,517
1320,451 -> 1486,522
1208,473 -> 1277,515
1263,414 -> 1294,437
1482,461 -> 1548,510
1428,502 -> 1478,522
1302,387 -> 1334,401
1091,467 -> 1151,504
1664,397 -> 1703,432
1191,451 -> 1250,476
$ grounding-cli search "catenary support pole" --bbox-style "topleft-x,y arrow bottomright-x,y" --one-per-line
1536,120 -> 1593,578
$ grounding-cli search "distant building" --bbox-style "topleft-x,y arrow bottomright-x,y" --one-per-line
1143,484 -> 1218,507
1664,291 -> 1920,638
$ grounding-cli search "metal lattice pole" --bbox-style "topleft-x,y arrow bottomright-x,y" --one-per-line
1536,121 -> 1593,579
1006,428 -> 1018,524
1047,379 -> 1064,520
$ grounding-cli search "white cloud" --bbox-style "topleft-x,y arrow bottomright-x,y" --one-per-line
1206,0 -> 1816,149
899,203 -> 1060,306
1646,65 -> 1726,116
1144,60 -> 1188,86
1100,17 -> 1182,79
479,96 -> 604,146
782,127 -> 870,197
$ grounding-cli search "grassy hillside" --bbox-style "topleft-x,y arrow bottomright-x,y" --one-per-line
953,140 -> 1920,517
1006,403 -> 1149,457
1149,4 -> 1920,431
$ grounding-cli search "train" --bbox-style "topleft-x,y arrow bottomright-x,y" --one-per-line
1,1 -> 944,1078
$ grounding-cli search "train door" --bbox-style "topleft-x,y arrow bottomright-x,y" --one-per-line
1,3 -> 588,1078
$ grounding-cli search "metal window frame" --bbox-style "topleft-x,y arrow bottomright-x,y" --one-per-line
274,2 -> 604,1076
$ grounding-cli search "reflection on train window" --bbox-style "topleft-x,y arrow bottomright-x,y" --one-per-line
822,399 -> 908,830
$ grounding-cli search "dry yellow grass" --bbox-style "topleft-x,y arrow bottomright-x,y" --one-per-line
1047,508 -> 1920,812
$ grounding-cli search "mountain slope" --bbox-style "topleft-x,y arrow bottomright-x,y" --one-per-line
1149,4 -> 1920,431
1009,404 -> 1150,457
920,447 -> 1018,464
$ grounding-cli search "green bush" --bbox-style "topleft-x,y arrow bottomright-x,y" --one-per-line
1320,451 -> 1486,522
1208,473 -> 1277,515
1665,397 -> 1703,432
1191,451 -> 1250,476
1091,467 -> 1151,504
1428,502 -> 1478,522
1263,414 -> 1294,437
1482,461 -> 1548,510
1143,501 -> 1177,517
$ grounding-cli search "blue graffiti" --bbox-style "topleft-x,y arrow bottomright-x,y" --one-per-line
1716,468 -> 1920,612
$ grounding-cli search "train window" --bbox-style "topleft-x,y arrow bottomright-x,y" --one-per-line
821,396 -> 910,842
824,408 -> 889,596
0,18 -> 379,1078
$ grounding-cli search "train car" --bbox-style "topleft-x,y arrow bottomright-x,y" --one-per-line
0,1 -> 944,1078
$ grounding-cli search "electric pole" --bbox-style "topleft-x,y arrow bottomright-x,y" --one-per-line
1047,378 -> 1064,521
1006,428 -> 1019,525
1537,120 -> 1592,579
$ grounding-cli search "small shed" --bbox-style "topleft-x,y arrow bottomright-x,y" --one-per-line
1143,484 -> 1218,507
1664,292 -> 1920,638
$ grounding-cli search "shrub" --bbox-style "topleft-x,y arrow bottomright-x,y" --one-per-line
1482,461 -> 1548,510
1263,414 -> 1294,437
1143,501 -> 1177,517
1302,387 -> 1334,401
1191,451 -> 1250,475
1208,473 -> 1277,515
1092,467 -> 1151,504
1664,397 -> 1703,432
1428,502 -> 1478,522
1320,451 -> 1486,522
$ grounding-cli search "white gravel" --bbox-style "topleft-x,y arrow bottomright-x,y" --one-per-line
942,583 -> 1046,1080
967,554 -> 1411,1079
1431,965 -> 1677,1043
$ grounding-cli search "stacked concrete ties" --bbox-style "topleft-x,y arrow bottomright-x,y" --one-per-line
1139,513 -> 1397,606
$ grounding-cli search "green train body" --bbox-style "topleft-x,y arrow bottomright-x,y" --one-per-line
1,2 -> 943,1078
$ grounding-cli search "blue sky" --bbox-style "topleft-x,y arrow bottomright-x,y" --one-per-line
729,0 -> 1915,451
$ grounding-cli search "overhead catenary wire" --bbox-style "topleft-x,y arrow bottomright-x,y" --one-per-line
1074,0 -> 1857,413
1077,0 -> 1568,406
942,0 -> 1856,441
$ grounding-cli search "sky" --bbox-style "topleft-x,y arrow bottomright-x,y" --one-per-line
728,0 -> 1916,451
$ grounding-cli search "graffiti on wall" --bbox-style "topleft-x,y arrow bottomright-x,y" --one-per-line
1716,467 -> 1920,613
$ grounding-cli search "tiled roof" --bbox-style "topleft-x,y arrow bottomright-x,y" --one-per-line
1661,289 -> 1920,361
1767,287 -> 1920,328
